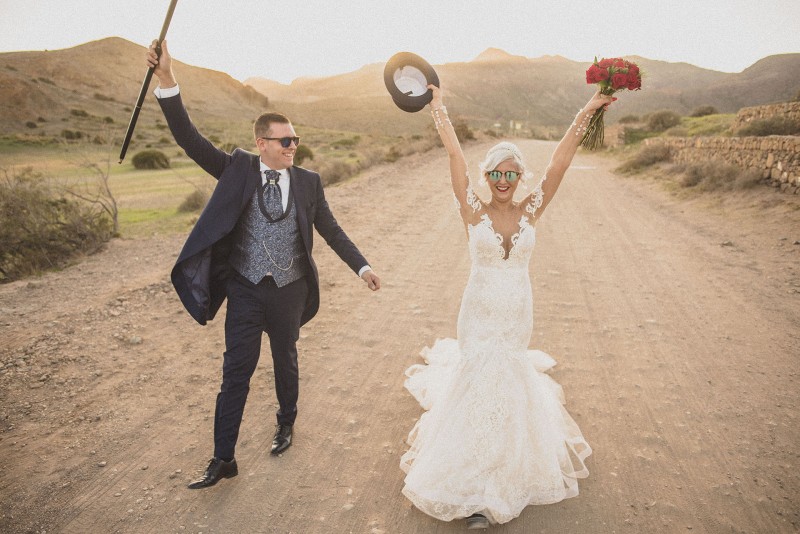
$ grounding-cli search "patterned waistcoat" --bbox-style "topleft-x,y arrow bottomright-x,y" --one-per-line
228,188 -> 308,286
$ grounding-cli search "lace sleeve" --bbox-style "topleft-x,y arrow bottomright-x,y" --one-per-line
453,170 -> 481,213
525,174 -> 547,219
465,184 -> 481,213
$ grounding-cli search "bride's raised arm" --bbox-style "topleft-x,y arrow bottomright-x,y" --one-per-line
427,84 -> 481,223
523,91 -> 613,221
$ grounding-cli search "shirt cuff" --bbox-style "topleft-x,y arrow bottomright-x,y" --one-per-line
154,84 -> 180,99
357,265 -> 372,277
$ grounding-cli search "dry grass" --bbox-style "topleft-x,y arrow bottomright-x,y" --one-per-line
0,124 -> 442,236
615,144 -> 672,173
674,161 -> 763,191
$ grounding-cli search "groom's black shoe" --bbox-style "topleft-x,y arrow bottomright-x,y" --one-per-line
187,457 -> 238,489
271,423 -> 293,455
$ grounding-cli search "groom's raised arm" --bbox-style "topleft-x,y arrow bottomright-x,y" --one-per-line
147,40 -> 230,179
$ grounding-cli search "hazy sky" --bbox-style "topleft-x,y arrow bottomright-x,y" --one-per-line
1,0 -> 798,84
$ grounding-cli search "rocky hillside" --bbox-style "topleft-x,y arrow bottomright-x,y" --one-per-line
0,37 -> 268,137
1,39 -> 798,138
246,50 -> 800,135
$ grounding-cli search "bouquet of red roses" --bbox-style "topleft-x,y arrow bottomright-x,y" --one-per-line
581,57 -> 642,150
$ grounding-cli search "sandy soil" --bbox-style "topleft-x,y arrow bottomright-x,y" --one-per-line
1,140 -> 798,534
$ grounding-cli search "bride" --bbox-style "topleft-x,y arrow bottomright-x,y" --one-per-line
400,83 -> 613,529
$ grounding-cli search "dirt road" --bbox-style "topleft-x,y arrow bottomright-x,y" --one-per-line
1,140 -> 798,533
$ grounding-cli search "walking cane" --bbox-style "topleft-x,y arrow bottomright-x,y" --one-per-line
118,0 -> 179,163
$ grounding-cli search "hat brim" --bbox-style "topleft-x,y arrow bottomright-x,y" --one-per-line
384,52 -> 440,113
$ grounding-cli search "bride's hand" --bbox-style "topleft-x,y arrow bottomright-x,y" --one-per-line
428,84 -> 443,109
584,91 -> 616,112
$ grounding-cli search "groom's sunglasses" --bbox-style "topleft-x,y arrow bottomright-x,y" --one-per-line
486,170 -> 521,182
260,136 -> 301,148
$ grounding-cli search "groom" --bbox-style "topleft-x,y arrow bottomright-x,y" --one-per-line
146,41 -> 381,489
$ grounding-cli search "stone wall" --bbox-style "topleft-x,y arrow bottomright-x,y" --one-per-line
734,101 -> 800,129
644,136 -> 800,194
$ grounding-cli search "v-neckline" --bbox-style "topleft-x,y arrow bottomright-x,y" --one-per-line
471,213 -> 532,260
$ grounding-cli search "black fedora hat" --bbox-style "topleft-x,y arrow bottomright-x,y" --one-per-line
384,52 -> 440,113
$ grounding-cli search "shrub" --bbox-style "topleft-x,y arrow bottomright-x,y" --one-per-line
619,114 -> 640,124
103,116 -> 114,124
37,117 -> 45,122
25,121 -> 37,129
734,168 -> 764,189
0,168 -> 112,282
131,149 -> 170,169
295,144 -> 314,165
616,144 -> 672,173
736,117 -> 800,137
384,146 -> 401,163
647,110 -> 681,132
679,165 -> 703,187
93,93 -> 115,102
623,127 -> 659,145
690,105 -> 718,117
357,148 -> 385,170
677,161 -> 763,191
453,119 -> 476,143
332,136 -> 359,148
70,109 -> 89,118
318,158 -> 355,186
178,189 -> 208,212
61,129 -> 83,140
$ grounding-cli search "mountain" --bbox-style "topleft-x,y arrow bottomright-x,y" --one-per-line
0,37 -> 268,136
245,50 -> 800,135
1,40 -> 798,140
472,48 -> 529,63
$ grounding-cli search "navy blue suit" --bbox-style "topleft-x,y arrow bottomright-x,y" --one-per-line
158,94 -> 368,458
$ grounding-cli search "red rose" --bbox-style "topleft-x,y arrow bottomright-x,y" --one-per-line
611,73 -> 628,90
585,64 -> 601,83
613,59 -> 625,68
628,64 -> 640,76
598,58 -> 614,68
626,72 -> 641,90
586,64 -> 610,84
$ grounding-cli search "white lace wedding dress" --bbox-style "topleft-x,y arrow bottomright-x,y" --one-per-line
400,204 -> 591,525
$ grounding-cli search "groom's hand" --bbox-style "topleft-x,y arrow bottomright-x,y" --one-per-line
361,270 -> 381,291
147,39 -> 177,89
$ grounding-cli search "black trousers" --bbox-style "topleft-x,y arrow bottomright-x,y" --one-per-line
213,272 -> 308,460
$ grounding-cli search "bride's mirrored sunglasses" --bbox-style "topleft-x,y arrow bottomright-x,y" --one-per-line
487,170 -> 521,182
260,136 -> 301,148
